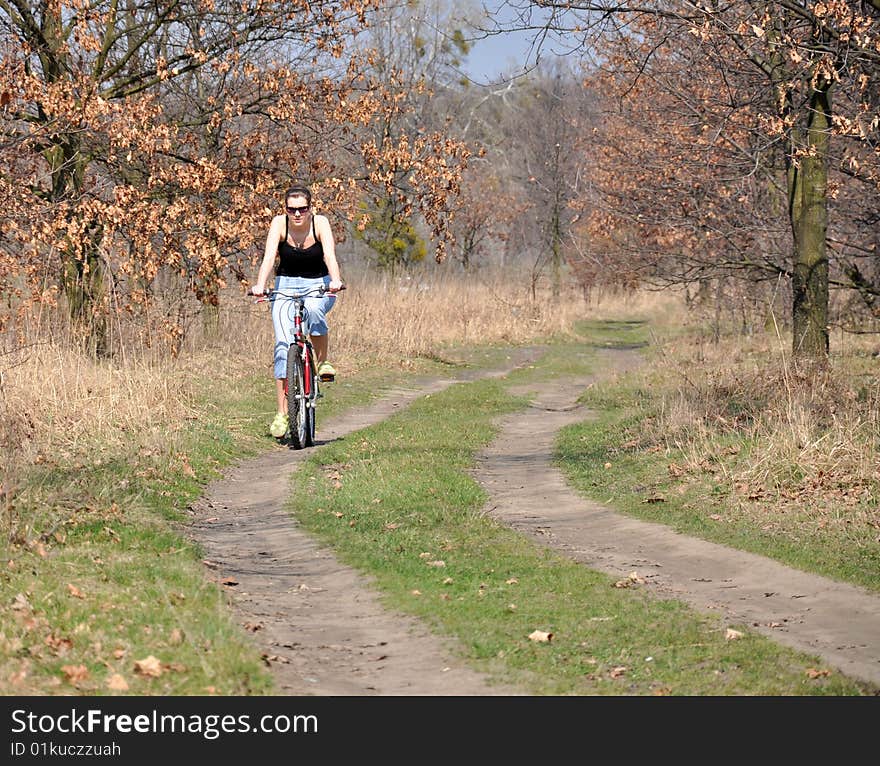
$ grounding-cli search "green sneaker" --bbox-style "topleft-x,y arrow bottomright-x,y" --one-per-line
317,361 -> 336,382
269,412 -> 289,438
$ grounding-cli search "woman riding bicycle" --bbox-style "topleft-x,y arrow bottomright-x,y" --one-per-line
252,185 -> 344,438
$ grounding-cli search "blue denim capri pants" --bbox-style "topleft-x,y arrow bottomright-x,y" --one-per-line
271,275 -> 336,379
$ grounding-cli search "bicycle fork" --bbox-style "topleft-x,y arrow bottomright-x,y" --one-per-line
282,342 -> 319,404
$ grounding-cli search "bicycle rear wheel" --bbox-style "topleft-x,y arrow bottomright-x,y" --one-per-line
286,348 -> 308,449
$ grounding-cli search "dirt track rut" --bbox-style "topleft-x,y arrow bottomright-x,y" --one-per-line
475,349 -> 880,687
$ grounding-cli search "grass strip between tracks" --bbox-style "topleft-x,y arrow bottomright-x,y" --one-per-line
289,344 -> 873,695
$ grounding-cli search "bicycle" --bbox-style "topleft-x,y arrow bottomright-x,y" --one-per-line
250,284 -> 344,449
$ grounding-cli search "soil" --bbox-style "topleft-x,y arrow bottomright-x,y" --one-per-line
188,347 -> 880,694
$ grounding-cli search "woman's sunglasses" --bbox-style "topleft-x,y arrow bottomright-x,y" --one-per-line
286,205 -> 309,215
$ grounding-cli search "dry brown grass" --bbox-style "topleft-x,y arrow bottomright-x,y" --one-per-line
641,324 -> 880,540
2,267 -> 631,482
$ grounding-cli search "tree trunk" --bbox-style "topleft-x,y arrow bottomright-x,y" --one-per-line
789,83 -> 831,360
63,245 -> 108,357
48,143 -> 110,356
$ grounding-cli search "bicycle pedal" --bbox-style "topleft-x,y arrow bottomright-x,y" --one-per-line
319,373 -> 335,382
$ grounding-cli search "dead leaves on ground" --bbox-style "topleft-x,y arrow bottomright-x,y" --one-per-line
106,673 -> 129,691
61,664 -> 89,684
613,571 -> 651,589
66,583 -> 85,599
133,655 -> 187,678
322,463 -> 350,492
133,655 -> 163,677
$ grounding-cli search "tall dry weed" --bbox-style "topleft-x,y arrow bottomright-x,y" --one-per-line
647,327 -> 880,534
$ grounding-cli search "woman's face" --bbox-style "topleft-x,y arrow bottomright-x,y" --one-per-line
285,195 -> 310,222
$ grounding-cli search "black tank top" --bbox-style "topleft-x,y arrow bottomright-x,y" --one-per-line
277,217 -> 329,278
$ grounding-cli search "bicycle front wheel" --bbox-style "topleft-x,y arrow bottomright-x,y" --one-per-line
286,348 -> 309,450
304,353 -> 317,447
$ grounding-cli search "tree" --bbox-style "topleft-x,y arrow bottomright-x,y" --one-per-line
351,0 -> 475,271
0,0 -> 473,352
495,1 -> 880,359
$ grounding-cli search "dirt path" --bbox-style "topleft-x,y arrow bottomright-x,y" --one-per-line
188,348 -> 541,696
190,345 -> 880,694
475,349 -> 880,688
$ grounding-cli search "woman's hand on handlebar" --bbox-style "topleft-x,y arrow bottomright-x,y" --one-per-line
328,279 -> 344,293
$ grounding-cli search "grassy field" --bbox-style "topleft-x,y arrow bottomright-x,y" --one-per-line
2,272 -> 877,695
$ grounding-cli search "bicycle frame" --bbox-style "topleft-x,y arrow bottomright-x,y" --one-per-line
277,292 -> 316,400
259,287 -> 327,448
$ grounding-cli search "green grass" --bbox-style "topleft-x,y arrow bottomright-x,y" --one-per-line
555,354 -> 880,594
5,314 -> 877,696
0,359 -> 441,695
289,375 -> 872,695
573,318 -> 651,350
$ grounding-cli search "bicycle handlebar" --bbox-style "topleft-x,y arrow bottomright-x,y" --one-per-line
248,284 -> 346,302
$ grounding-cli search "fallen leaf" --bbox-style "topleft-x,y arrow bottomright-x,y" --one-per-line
506,578 -> 519,585
604,462 -> 612,469
528,630 -> 553,643
418,552 -> 433,559
169,629 -> 184,645
426,560 -> 446,568
725,628 -> 744,641
383,523 -> 399,531
179,454 -> 196,477
442,577 -> 454,584
11,593 -> 31,611
133,656 -> 163,678
708,513 -> 724,521
106,673 -> 129,691
45,634 -> 73,655
613,571 -> 647,588
61,664 -> 89,684
410,590 -> 422,596
333,512 -> 344,519
67,584 -> 85,599
806,668 -> 831,679
243,622 -> 263,632
113,648 -> 126,659
644,495 -> 666,504
610,666 -> 628,678
9,661 -> 29,687
220,577 -> 238,587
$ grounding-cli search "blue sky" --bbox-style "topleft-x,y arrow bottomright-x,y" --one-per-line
461,26 -> 541,82
456,2 -> 563,84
